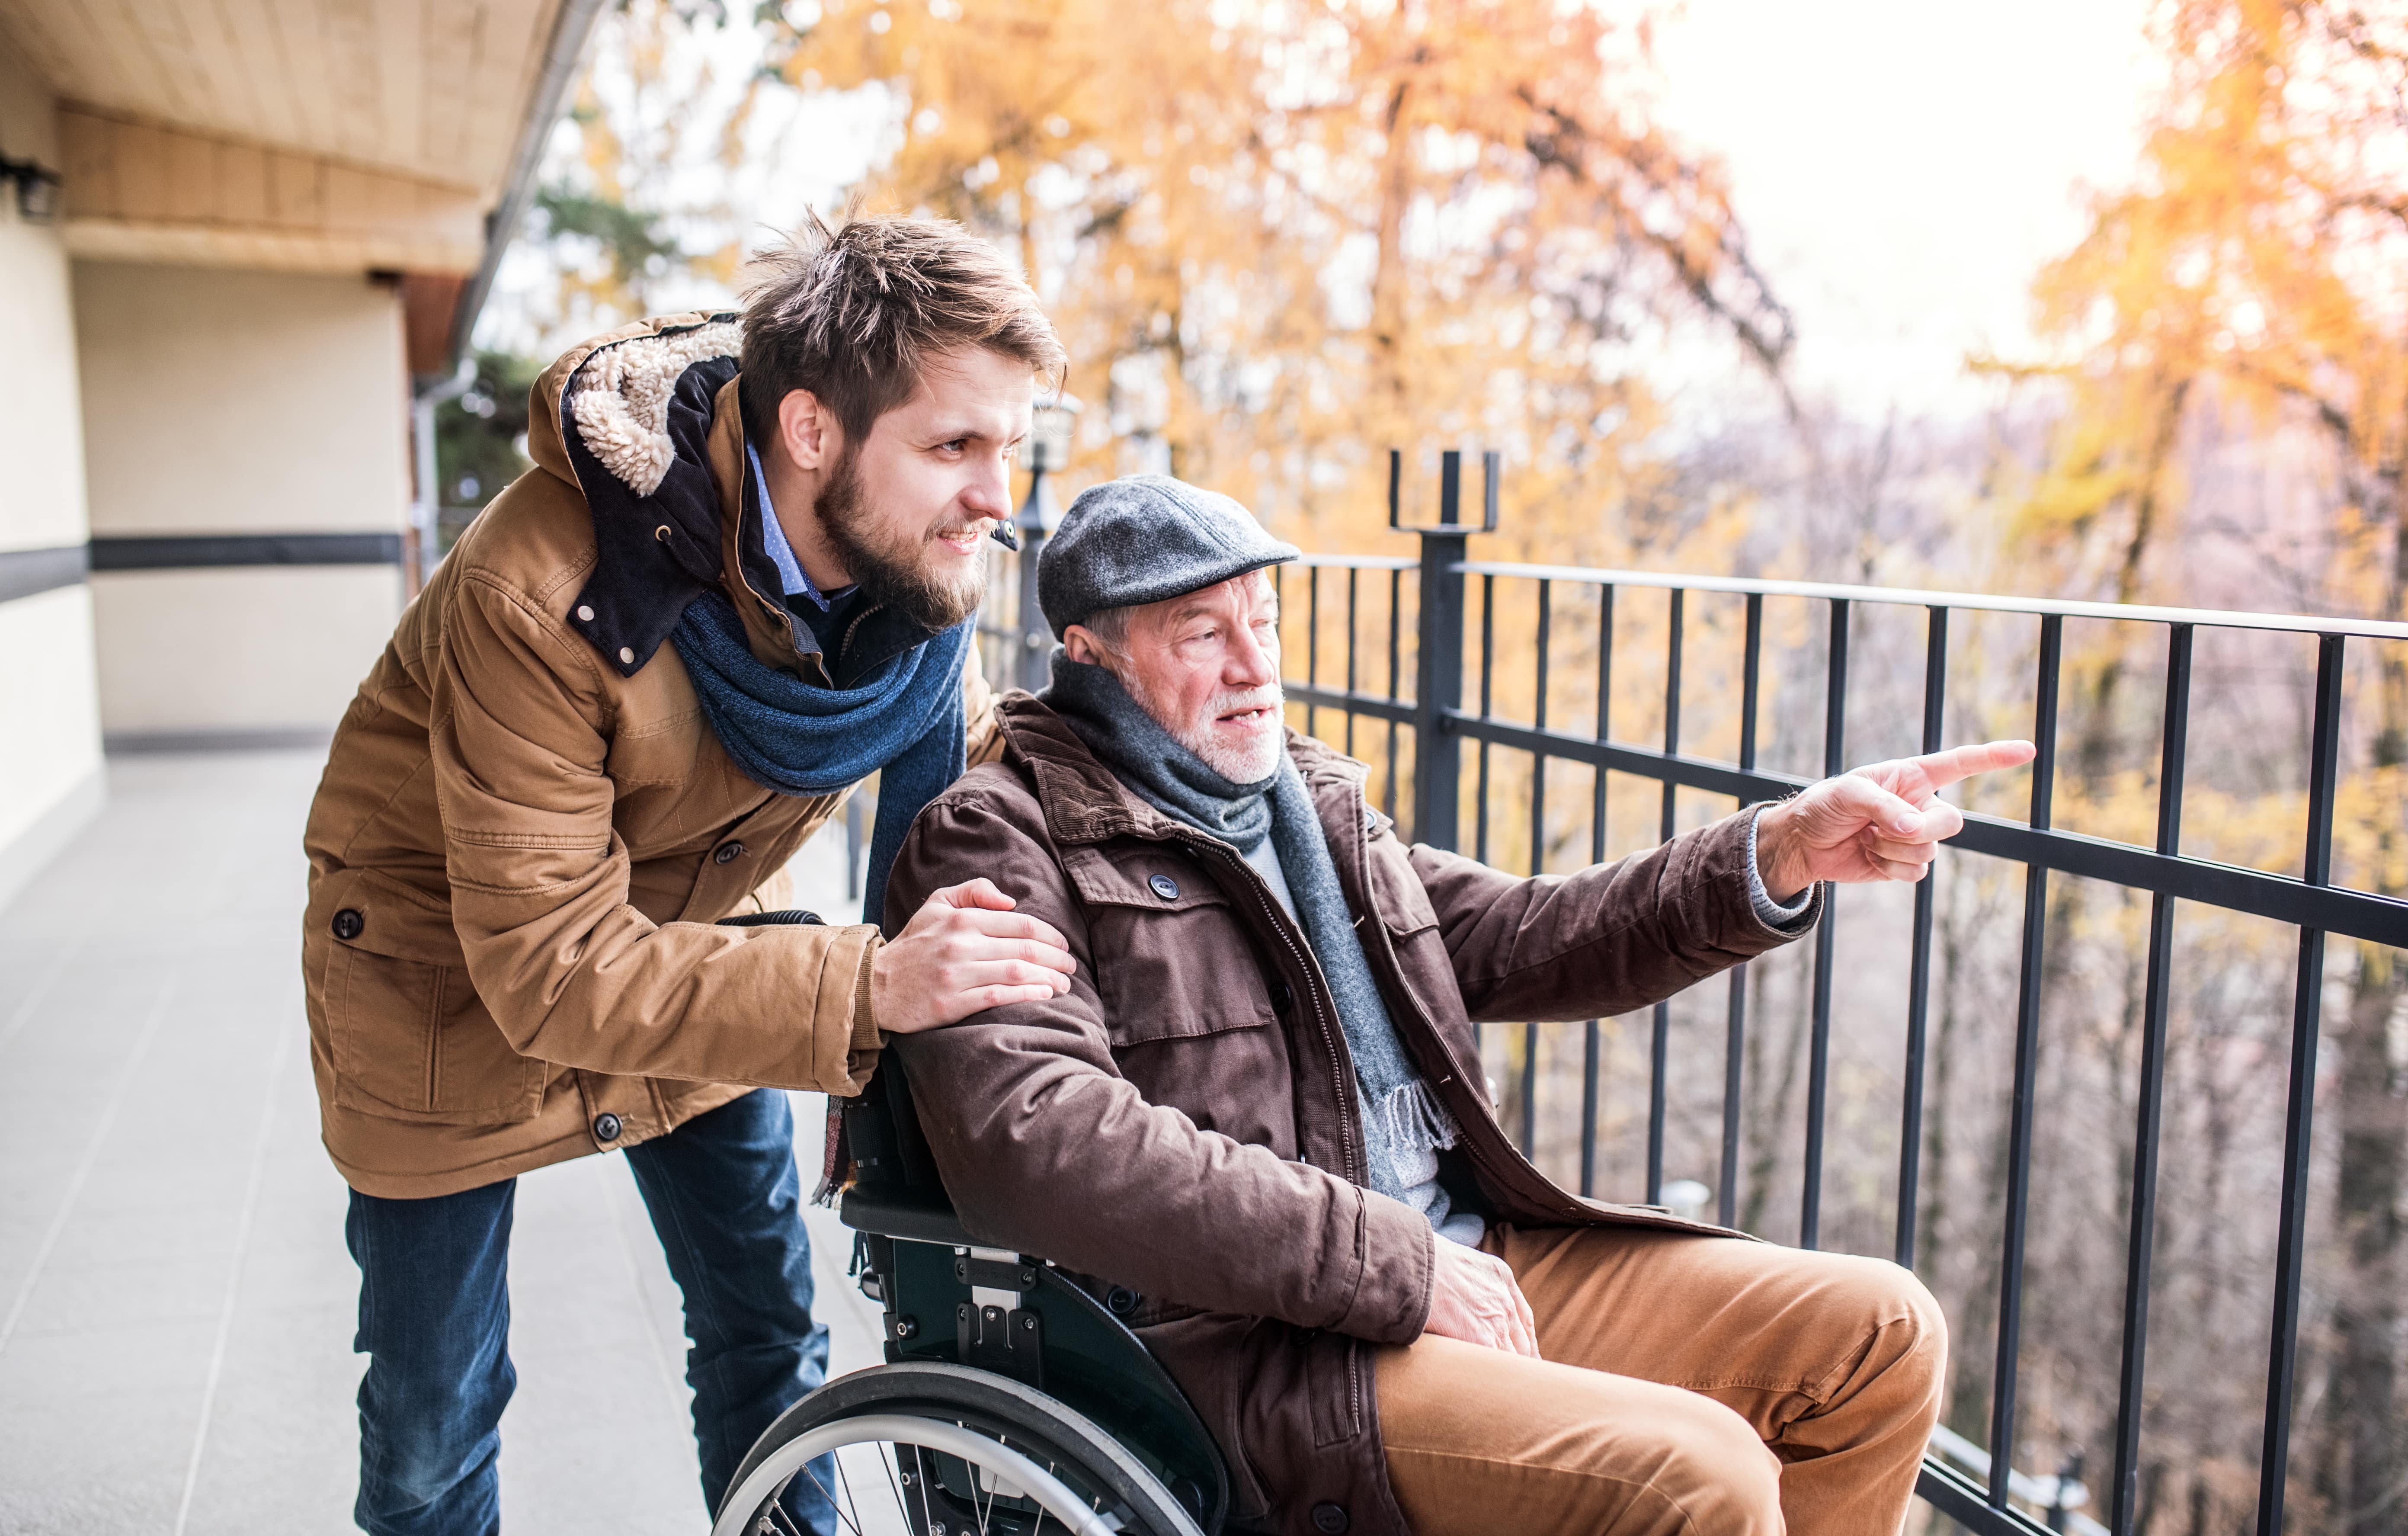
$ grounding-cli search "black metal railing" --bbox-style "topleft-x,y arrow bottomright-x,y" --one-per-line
974,451 -> 2408,1534
1252,451 -> 2408,1536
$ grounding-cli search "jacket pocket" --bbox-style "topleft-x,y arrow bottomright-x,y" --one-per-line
1089,902 -> 1278,1047
1304,1329 -> 1366,1449
327,946 -> 544,1124
1073,849 -> 1278,1046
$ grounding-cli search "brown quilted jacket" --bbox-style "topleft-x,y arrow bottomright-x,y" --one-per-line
883,696 -> 1821,1536
301,313 -> 998,1198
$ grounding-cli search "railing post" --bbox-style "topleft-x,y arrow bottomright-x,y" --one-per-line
1012,395 -> 1080,692
1411,450 -> 1467,850
1014,466 -> 1059,693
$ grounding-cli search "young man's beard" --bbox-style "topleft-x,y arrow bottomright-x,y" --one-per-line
813,448 -> 989,632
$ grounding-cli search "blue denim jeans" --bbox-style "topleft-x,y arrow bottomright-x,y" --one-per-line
346,1089 -> 836,1536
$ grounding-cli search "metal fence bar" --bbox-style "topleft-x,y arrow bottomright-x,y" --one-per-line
1291,552 -> 1419,570
1583,584 -> 1614,1199
1385,567 -> 1403,819
1413,712 -> 2408,947
1521,581 -> 1552,1160
2110,623 -> 2191,1535
1897,605 -> 1949,1269
1991,612 -> 2063,1510
1532,581 -> 1552,872
1803,599 -> 1849,1248
1451,559 -> 2408,641
1345,568 -> 1360,760
1719,592 -> 1764,1230
1306,566 -> 1322,741
2255,632 -> 2346,1536
1519,1023 -> 1540,1159
1647,590 -> 1685,1205
1476,573 -> 1496,866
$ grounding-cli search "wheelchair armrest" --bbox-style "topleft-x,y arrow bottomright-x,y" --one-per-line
841,1183 -> 978,1248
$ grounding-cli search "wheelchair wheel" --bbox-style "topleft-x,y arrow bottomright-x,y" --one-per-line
714,1361 -> 1209,1536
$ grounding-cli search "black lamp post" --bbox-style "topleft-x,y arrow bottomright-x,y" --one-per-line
1010,392 -> 1081,691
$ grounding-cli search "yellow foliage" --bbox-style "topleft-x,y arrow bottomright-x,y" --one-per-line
2010,0 -> 2408,625
777,0 -> 1789,568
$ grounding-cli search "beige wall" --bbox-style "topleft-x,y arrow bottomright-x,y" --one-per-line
90,567 -> 402,735
74,260 -> 408,736
74,261 -> 411,536
0,37 -> 105,906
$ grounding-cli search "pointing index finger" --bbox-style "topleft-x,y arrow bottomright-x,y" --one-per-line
1910,739 -> 2036,792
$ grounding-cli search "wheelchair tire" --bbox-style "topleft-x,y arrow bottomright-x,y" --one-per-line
714,1361 -> 1210,1536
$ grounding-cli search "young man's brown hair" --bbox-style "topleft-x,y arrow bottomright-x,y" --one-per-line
738,210 -> 1067,448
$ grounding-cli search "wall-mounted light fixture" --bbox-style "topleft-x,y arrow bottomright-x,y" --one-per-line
1,154 -> 64,224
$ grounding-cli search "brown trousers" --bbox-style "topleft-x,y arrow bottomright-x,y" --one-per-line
1376,1225 -> 1945,1536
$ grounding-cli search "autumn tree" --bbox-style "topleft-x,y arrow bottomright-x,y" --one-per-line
2007,2 -> 2408,1524
769,0 -> 1790,570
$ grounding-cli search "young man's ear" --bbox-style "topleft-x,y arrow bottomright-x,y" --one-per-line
775,388 -> 841,472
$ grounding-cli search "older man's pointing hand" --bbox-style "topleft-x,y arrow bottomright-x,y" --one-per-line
1753,739 -> 2038,904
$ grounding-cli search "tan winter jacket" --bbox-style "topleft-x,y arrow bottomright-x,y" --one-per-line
301,313 -> 998,1198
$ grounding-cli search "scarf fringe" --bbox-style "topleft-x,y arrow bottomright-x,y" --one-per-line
1374,1079 -> 1460,1156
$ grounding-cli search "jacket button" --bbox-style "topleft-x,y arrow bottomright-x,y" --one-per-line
1148,874 -> 1179,900
618,647 -> 636,665
331,909 -> 365,941
1311,1504 -> 1349,1534
714,840 -> 746,865
593,1113 -> 622,1142
1104,1286 -> 1140,1315
1271,980 -> 1293,1011
576,604 -> 595,622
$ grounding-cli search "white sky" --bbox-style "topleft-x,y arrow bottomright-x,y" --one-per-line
1647,0 -> 2161,418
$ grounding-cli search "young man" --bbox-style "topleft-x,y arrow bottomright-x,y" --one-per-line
300,215 -> 1079,1536
881,476 -> 2037,1536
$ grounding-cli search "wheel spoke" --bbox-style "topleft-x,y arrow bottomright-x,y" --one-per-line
833,1448 -> 863,1534
878,1442 -> 907,1528
798,1461 -> 865,1536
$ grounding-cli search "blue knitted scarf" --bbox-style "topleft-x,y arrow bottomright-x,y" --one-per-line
670,589 -> 969,927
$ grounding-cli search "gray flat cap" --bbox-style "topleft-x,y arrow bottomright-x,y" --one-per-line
1037,475 -> 1300,638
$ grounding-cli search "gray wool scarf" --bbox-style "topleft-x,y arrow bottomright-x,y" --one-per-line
1044,657 -> 1478,1239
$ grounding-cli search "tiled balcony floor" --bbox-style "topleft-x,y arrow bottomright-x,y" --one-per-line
0,749 -> 884,1534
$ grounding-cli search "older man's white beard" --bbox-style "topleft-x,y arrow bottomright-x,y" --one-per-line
1126,675 -> 1288,784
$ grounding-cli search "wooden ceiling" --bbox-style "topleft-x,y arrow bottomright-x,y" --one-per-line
0,0 -> 581,280
0,0 -> 561,197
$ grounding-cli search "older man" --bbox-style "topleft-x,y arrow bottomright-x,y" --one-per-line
881,476 -> 2033,1536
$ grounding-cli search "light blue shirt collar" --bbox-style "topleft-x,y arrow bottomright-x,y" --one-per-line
747,441 -> 840,611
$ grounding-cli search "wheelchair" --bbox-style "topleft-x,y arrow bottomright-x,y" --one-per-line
711,1055 -> 1233,1536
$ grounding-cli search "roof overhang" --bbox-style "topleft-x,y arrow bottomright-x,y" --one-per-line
0,0 -> 608,377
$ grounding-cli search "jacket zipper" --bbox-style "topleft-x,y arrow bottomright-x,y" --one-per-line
1331,778 -> 1598,1225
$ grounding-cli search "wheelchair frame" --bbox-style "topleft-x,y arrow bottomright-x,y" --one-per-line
811,1056 -> 1232,1534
